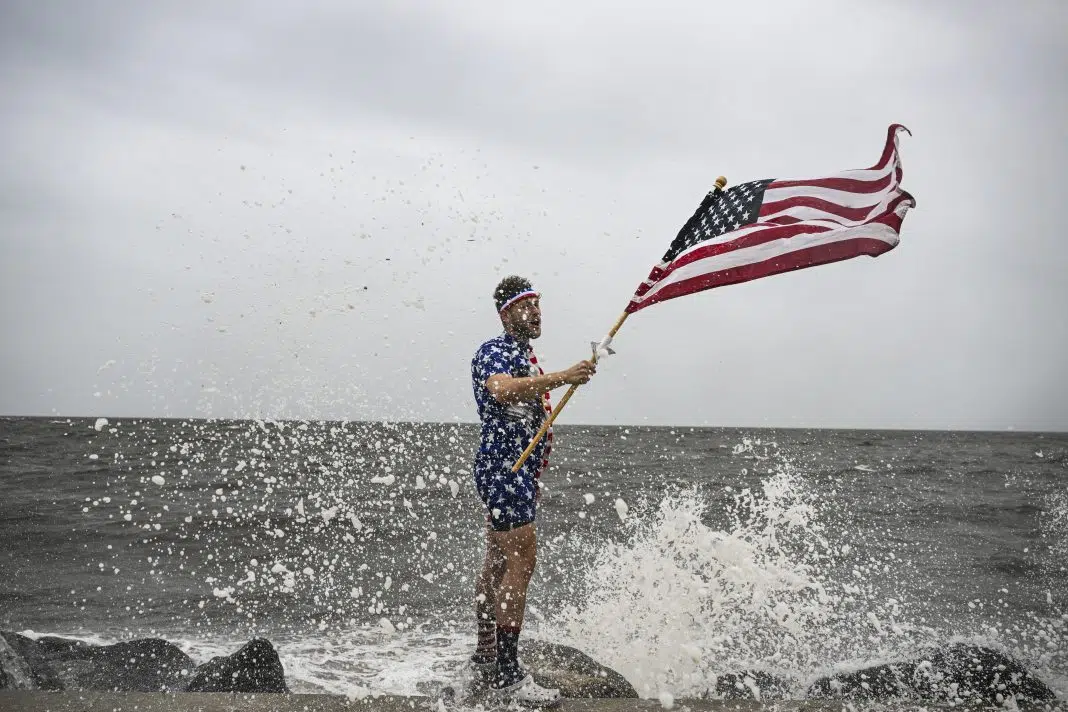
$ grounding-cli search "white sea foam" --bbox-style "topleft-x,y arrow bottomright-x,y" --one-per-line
208,631 -> 471,697
16,628 -> 473,697
544,441 -> 1068,701
546,444 -> 947,699
1044,487 -> 1068,567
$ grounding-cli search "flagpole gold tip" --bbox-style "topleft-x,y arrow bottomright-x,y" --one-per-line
714,176 -> 727,190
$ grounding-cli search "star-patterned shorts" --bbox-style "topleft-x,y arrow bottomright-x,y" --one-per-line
473,453 -> 537,531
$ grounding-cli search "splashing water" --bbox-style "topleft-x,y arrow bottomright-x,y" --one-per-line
548,443 -> 944,699
15,627 -> 474,698
73,417 -> 478,640
1044,487 -> 1068,570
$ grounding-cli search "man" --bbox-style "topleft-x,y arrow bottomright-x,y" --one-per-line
468,276 -> 595,705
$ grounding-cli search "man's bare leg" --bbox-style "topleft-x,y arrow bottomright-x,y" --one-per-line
487,522 -> 537,686
473,522 -> 506,663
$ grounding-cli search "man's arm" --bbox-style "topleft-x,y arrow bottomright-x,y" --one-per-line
486,360 -> 596,405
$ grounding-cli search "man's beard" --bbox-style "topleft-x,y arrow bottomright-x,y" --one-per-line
510,321 -> 540,340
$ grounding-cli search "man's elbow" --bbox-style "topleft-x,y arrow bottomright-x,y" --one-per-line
490,389 -> 517,405
486,378 -> 515,404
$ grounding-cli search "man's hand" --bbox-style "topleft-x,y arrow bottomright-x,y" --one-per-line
561,359 -> 596,386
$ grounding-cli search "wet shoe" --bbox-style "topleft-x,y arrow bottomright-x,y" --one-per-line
468,655 -> 525,689
468,657 -> 496,693
492,674 -> 562,707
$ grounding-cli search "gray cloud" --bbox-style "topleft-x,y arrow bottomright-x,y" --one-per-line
1,0 -> 1065,430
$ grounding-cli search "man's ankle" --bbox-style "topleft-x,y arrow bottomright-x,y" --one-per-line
494,625 -> 523,686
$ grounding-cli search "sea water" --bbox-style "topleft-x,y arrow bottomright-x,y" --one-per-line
1,417 -> 1065,699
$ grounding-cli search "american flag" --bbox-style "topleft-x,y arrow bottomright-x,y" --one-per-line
626,124 -> 916,313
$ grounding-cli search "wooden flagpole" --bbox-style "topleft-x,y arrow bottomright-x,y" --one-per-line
510,175 -> 728,474
511,310 -> 629,473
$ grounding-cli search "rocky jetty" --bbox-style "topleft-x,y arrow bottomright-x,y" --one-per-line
182,639 -> 288,693
807,644 -> 1056,704
2,631 -> 1057,706
711,670 -> 793,700
522,640 -> 637,698
0,632 -> 287,694
703,645 -> 1055,704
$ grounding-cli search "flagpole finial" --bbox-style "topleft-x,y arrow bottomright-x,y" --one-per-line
714,176 -> 727,191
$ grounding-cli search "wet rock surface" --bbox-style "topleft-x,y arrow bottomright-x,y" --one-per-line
0,632 -> 194,692
0,632 -> 285,694
436,640 -> 638,703
522,640 -> 638,699
183,638 -> 288,693
711,670 -> 792,701
807,645 -> 1056,704
698,645 -> 1056,704
2,632 -> 1057,704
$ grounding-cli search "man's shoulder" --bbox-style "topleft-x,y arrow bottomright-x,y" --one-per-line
473,334 -> 516,358
472,335 -> 522,378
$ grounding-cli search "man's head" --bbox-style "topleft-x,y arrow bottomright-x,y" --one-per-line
494,275 -> 541,341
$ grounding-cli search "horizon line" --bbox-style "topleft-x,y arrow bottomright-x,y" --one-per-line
1,413 -> 1065,436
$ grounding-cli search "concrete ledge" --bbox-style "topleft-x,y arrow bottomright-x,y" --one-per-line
0,692 -> 1063,712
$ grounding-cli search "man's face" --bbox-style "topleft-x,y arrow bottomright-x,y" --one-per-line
504,296 -> 542,340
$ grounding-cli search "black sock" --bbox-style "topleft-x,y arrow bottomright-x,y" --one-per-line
495,625 -> 522,687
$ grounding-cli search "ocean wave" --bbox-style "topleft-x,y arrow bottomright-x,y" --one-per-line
545,440 -> 1068,700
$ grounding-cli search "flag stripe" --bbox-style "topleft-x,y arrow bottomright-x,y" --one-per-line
632,205 -> 890,299
759,195 -> 889,223
765,161 -> 902,193
634,194 -> 909,298
759,191 -> 913,227
629,231 -> 899,311
762,177 -> 901,207
766,163 -> 898,194
644,223 -> 900,299
658,223 -> 831,275
645,192 -> 913,287
631,212 -> 905,308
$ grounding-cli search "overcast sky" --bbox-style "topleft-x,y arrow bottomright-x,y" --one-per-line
1,0 -> 1065,430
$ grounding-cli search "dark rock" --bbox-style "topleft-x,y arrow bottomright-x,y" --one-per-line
710,670 -> 792,700
2,633 -> 68,690
808,644 -> 1056,703
520,640 -> 637,698
808,661 -> 917,700
183,638 -> 288,693
0,632 -> 289,694
0,633 -> 36,689
920,644 -> 1056,703
0,632 -> 194,692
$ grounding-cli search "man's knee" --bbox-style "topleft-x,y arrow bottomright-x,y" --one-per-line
510,542 -> 535,573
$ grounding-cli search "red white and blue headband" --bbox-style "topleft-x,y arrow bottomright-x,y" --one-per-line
498,290 -> 539,315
